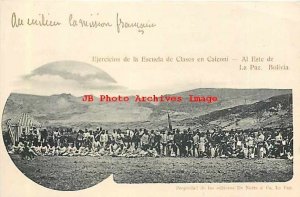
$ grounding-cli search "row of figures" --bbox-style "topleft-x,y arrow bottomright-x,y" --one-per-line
5,127 -> 293,160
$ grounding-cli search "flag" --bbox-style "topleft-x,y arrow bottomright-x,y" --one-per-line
168,113 -> 172,131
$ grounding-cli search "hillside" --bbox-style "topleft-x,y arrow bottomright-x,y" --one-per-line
175,93 -> 293,130
143,88 -> 291,121
1,89 -> 292,130
2,93 -> 151,124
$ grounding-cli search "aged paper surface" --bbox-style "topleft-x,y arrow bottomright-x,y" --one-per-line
0,1 -> 299,197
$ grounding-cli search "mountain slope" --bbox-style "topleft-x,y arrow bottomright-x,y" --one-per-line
2,89 -> 292,129
142,88 -> 292,121
175,93 -> 293,130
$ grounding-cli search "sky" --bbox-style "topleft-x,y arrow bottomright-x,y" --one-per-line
14,61 -> 129,96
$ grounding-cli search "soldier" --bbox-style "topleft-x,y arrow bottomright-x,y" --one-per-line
198,132 -> 207,158
287,134 -> 293,159
99,131 -> 105,148
76,130 -> 84,149
33,129 -> 40,147
132,129 -> 141,150
153,130 -> 161,155
123,131 -> 131,149
53,129 -> 61,147
111,129 -> 117,142
192,132 -> 200,157
167,130 -> 175,156
235,130 -> 244,152
247,133 -> 256,159
116,130 -> 124,151
174,129 -> 182,157
140,130 -> 150,151
149,130 -> 155,150
186,130 -> 193,157
181,130 -> 189,157
257,131 -> 265,158
160,130 -> 168,156
40,128 -> 48,145
21,141 -> 36,160
274,130 -> 283,158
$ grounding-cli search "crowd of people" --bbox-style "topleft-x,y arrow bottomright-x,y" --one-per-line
5,126 -> 293,160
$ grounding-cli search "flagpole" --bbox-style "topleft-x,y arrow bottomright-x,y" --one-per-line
168,112 -> 172,131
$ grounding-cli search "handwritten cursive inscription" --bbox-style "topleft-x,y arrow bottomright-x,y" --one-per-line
11,12 -> 61,27
116,13 -> 156,34
11,12 -> 156,34
69,13 -> 112,28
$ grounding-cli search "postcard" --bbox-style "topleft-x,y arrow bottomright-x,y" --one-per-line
0,1 -> 299,197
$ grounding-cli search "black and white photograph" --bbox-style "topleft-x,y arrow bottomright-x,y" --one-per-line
1,61 -> 293,191
0,2 -> 299,197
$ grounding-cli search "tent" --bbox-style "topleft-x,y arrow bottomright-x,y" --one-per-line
6,113 -> 41,145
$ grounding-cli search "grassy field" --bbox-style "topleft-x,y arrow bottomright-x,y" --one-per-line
10,154 -> 293,191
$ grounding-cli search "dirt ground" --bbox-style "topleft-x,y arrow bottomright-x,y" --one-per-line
10,155 -> 293,191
